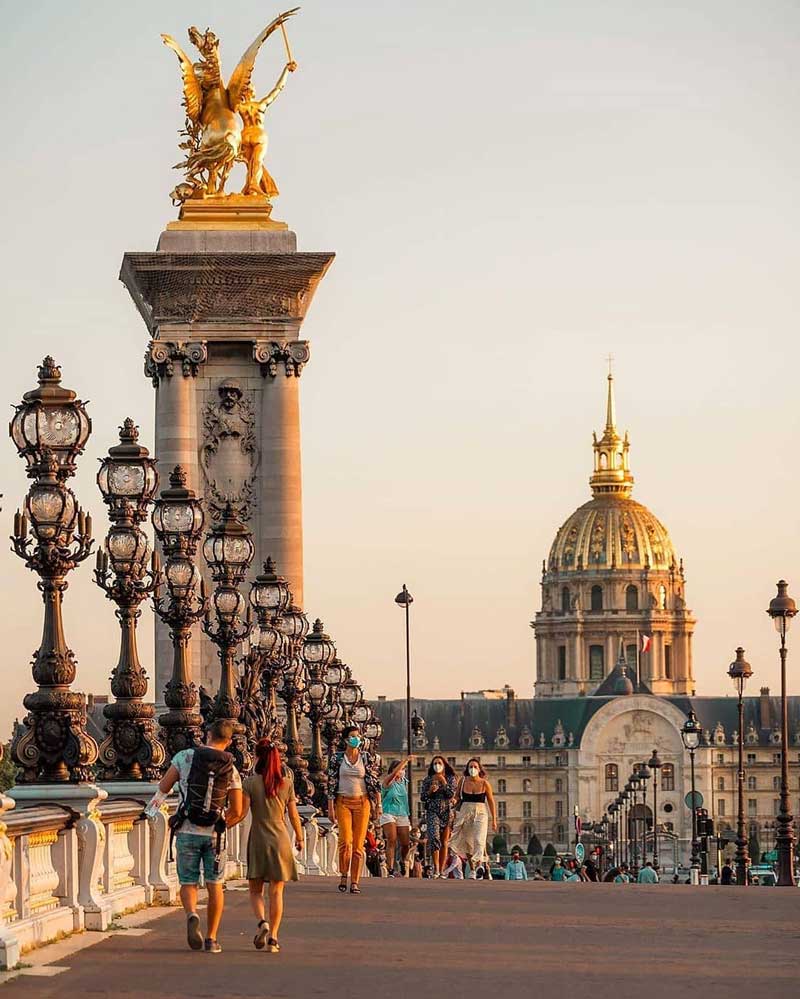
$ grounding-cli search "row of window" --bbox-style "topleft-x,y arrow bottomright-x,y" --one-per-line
716,753 -> 800,766
559,584 -> 668,613
717,775 -> 800,791
604,763 -> 675,791
557,642 -> 673,681
422,755 -> 565,769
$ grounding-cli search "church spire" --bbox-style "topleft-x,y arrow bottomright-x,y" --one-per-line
590,365 -> 634,499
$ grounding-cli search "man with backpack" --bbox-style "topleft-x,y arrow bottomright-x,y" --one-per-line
154,720 -> 244,953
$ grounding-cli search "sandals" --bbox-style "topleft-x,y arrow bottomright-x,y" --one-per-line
349,883 -> 361,894
254,920 -> 270,950
338,876 -> 348,893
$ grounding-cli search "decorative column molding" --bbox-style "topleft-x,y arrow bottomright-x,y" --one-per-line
144,340 -> 208,386
253,340 -> 310,379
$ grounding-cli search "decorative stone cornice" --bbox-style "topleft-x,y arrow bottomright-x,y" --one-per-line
253,340 -> 310,378
144,341 -> 208,386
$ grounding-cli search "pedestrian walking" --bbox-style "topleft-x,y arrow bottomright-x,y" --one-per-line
420,756 -> 458,877
720,861 -> 734,885
450,758 -> 497,879
241,738 -> 303,954
380,757 -> 412,876
327,724 -> 383,894
637,861 -> 659,884
150,720 -> 244,954
504,848 -> 528,881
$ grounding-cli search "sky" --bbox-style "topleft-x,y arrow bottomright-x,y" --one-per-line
0,0 -> 799,737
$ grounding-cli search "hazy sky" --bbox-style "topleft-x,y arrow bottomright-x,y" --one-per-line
1,1 -> 799,737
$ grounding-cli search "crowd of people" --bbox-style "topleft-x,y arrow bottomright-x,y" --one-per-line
146,722 -> 666,956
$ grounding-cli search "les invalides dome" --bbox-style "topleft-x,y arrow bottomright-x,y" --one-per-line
533,372 -> 695,699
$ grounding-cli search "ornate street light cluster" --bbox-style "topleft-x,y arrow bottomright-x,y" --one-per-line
7,361 -> 378,806
9,358 -> 97,783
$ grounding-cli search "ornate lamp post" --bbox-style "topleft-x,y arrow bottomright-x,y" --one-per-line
395,583 -> 414,819
202,504 -> 255,771
727,647 -> 753,886
338,667 -> 362,726
629,772 -> 642,873
363,710 -> 383,753
151,466 -> 206,758
9,358 -> 97,783
766,581 -> 797,887
681,707 -> 702,882
647,749 -> 662,870
243,557 -> 291,742
94,420 -> 164,781
608,801 -> 618,869
276,602 -> 311,797
636,762 -> 650,866
302,619 -> 336,805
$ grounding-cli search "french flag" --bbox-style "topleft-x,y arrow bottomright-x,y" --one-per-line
640,633 -> 652,654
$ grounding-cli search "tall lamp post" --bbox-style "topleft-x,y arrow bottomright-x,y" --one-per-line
766,580 -> 797,887
95,419 -> 163,781
245,557 -> 290,742
202,504 -> 254,772
728,647 -> 753,886
10,358 -> 97,783
647,749 -> 662,870
302,619 -> 337,806
628,774 -> 640,873
151,466 -> 207,758
395,584 -> 414,820
681,707 -> 702,883
636,762 -> 651,867
622,784 -> 632,868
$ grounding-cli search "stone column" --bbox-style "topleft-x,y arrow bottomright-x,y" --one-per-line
145,341 -> 207,704
254,340 -> 310,607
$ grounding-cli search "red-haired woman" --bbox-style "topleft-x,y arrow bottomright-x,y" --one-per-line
241,739 -> 304,953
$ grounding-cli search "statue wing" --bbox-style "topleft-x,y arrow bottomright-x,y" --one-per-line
161,34 -> 203,122
226,8 -> 299,109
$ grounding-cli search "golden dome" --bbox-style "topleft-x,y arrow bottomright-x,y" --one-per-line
548,495 -> 677,572
548,370 -> 678,573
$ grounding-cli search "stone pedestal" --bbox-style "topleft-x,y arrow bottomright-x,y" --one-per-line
120,230 -> 334,701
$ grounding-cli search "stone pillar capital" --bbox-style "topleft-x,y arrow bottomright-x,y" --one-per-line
145,340 -> 208,386
253,339 -> 310,378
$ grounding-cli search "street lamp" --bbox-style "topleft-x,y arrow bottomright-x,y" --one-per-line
94,420 -> 164,781
9,359 -> 97,783
766,580 -> 797,887
202,504 -> 254,771
395,584 -> 414,822
151,465 -> 207,758
302,619 -> 336,806
636,762 -> 651,867
623,783 -> 633,868
681,707 -> 702,883
728,647 -> 753,886
276,602 -> 312,799
243,557 -> 291,742
648,749 -> 662,871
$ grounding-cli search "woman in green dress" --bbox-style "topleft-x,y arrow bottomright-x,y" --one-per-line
241,739 -> 304,953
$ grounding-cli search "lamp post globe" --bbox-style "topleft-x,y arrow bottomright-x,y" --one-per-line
727,647 -> 753,886
766,581 -> 797,886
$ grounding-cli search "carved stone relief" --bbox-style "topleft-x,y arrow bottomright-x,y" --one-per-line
200,379 -> 258,521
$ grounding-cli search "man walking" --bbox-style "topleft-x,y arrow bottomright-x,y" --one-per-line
637,861 -> 659,884
152,720 -> 244,953
504,848 -> 529,881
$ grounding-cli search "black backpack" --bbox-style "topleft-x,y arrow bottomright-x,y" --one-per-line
168,747 -> 235,858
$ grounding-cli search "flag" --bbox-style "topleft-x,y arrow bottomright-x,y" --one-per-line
640,633 -> 652,654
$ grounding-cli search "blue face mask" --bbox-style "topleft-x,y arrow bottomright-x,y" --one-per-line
347,735 -> 361,749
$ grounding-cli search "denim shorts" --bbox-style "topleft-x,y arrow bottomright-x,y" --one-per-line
175,833 -> 224,885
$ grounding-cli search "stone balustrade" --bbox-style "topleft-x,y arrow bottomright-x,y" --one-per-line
0,788 -> 330,968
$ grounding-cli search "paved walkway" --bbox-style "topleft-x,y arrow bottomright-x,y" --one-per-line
2,879 -> 798,998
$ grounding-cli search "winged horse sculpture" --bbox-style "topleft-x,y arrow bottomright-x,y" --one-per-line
162,9 -> 299,203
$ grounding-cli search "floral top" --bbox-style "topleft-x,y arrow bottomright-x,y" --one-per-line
327,750 -> 382,804
420,772 -> 457,813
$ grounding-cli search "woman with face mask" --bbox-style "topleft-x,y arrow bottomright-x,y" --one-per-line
380,757 -> 413,876
326,725 -> 383,893
420,756 -> 458,878
449,758 -> 497,878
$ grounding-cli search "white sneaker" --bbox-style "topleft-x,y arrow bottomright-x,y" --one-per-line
467,869 -> 476,880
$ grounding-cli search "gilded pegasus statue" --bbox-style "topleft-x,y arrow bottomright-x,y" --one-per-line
162,9 -> 298,204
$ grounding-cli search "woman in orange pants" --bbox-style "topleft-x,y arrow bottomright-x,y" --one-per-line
327,725 -> 382,893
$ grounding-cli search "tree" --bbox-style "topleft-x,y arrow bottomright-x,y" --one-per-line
491,833 -> 508,855
543,842 -> 557,857
542,842 -> 557,872
527,834 -> 543,857
0,744 -> 17,794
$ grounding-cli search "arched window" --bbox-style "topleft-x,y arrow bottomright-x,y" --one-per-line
658,585 -> 667,610
561,587 -> 571,613
605,763 -> 618,791
591,586 -> 603,611
661,764 -> 675,791
625,584 -> 638,611
599,452 -> 608,470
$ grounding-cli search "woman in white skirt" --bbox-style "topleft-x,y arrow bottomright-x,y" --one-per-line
449,758 -> 497,878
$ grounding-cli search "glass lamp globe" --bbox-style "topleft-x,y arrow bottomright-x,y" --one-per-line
249,557 -> 290,618
681,709 -> 702,751
203,504 -> 254,583
97,419 -> 158,520
151,466 -> 204,553
107,525 -> 150,577
302,618 -> 336,667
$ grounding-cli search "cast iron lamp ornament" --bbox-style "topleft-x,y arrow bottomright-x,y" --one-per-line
202,503 -> 255,772
9,359 -> 97,783
681,707 -> 702,880
301,619 -> 336,806
766,580 -> 797,886
727,647 -> 753,886
647,749 -> 662,869
635,762 -> 650,868
151,465 -> 207,758
275,600 -> 313,799
94,420 -> 164,780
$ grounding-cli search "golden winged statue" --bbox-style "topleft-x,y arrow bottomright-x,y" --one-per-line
162,9 -> 299,205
